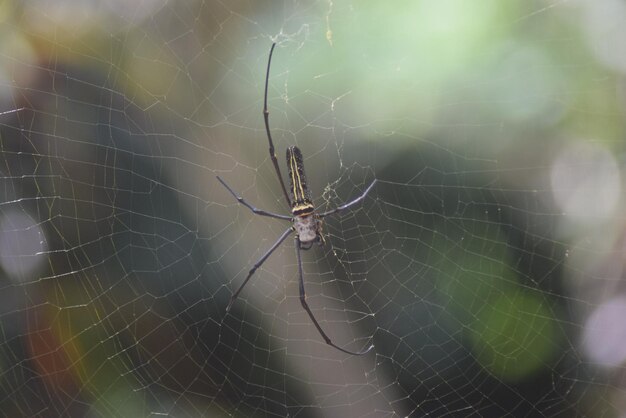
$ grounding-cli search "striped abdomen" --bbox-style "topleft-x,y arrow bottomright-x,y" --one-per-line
286,146 -> 314,216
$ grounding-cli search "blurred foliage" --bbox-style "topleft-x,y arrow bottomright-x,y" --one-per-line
0,0 -> 624,417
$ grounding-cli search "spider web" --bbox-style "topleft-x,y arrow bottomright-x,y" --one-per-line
0,0 -> 625,416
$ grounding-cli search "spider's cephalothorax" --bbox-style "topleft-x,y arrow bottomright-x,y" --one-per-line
217,42 -> 376,356
286,146 -> 322,249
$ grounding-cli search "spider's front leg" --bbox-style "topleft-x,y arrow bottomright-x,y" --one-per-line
320,180 -> 376,218
216,176 -> 291,220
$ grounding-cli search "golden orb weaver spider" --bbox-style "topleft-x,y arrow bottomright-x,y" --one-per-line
217,43 -> 375,356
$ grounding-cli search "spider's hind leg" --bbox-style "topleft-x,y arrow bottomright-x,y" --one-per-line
226,227 -> 293,312
295,237 -> 374,356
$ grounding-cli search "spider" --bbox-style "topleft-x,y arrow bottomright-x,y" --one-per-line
217,43 -> 376,356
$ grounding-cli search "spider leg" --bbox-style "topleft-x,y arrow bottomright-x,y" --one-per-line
226,227 -> 293,312
217,176 -> 291,220
320,180 -> 376,218
263,43 -> 292,208
295,237 -> 374,356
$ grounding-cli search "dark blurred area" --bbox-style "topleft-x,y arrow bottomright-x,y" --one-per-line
0,1 -> 625,417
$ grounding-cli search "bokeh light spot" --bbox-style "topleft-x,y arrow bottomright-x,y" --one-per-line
582,296 -> 626,368
582,0 -> 626,74
550,141 -> 620,225
0,210 -> 47,282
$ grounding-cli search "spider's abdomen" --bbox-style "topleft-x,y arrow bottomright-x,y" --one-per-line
286,146 -> 314,216
294,214 -> 318,243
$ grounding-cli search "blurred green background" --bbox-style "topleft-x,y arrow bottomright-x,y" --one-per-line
1,0 -> 625,416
